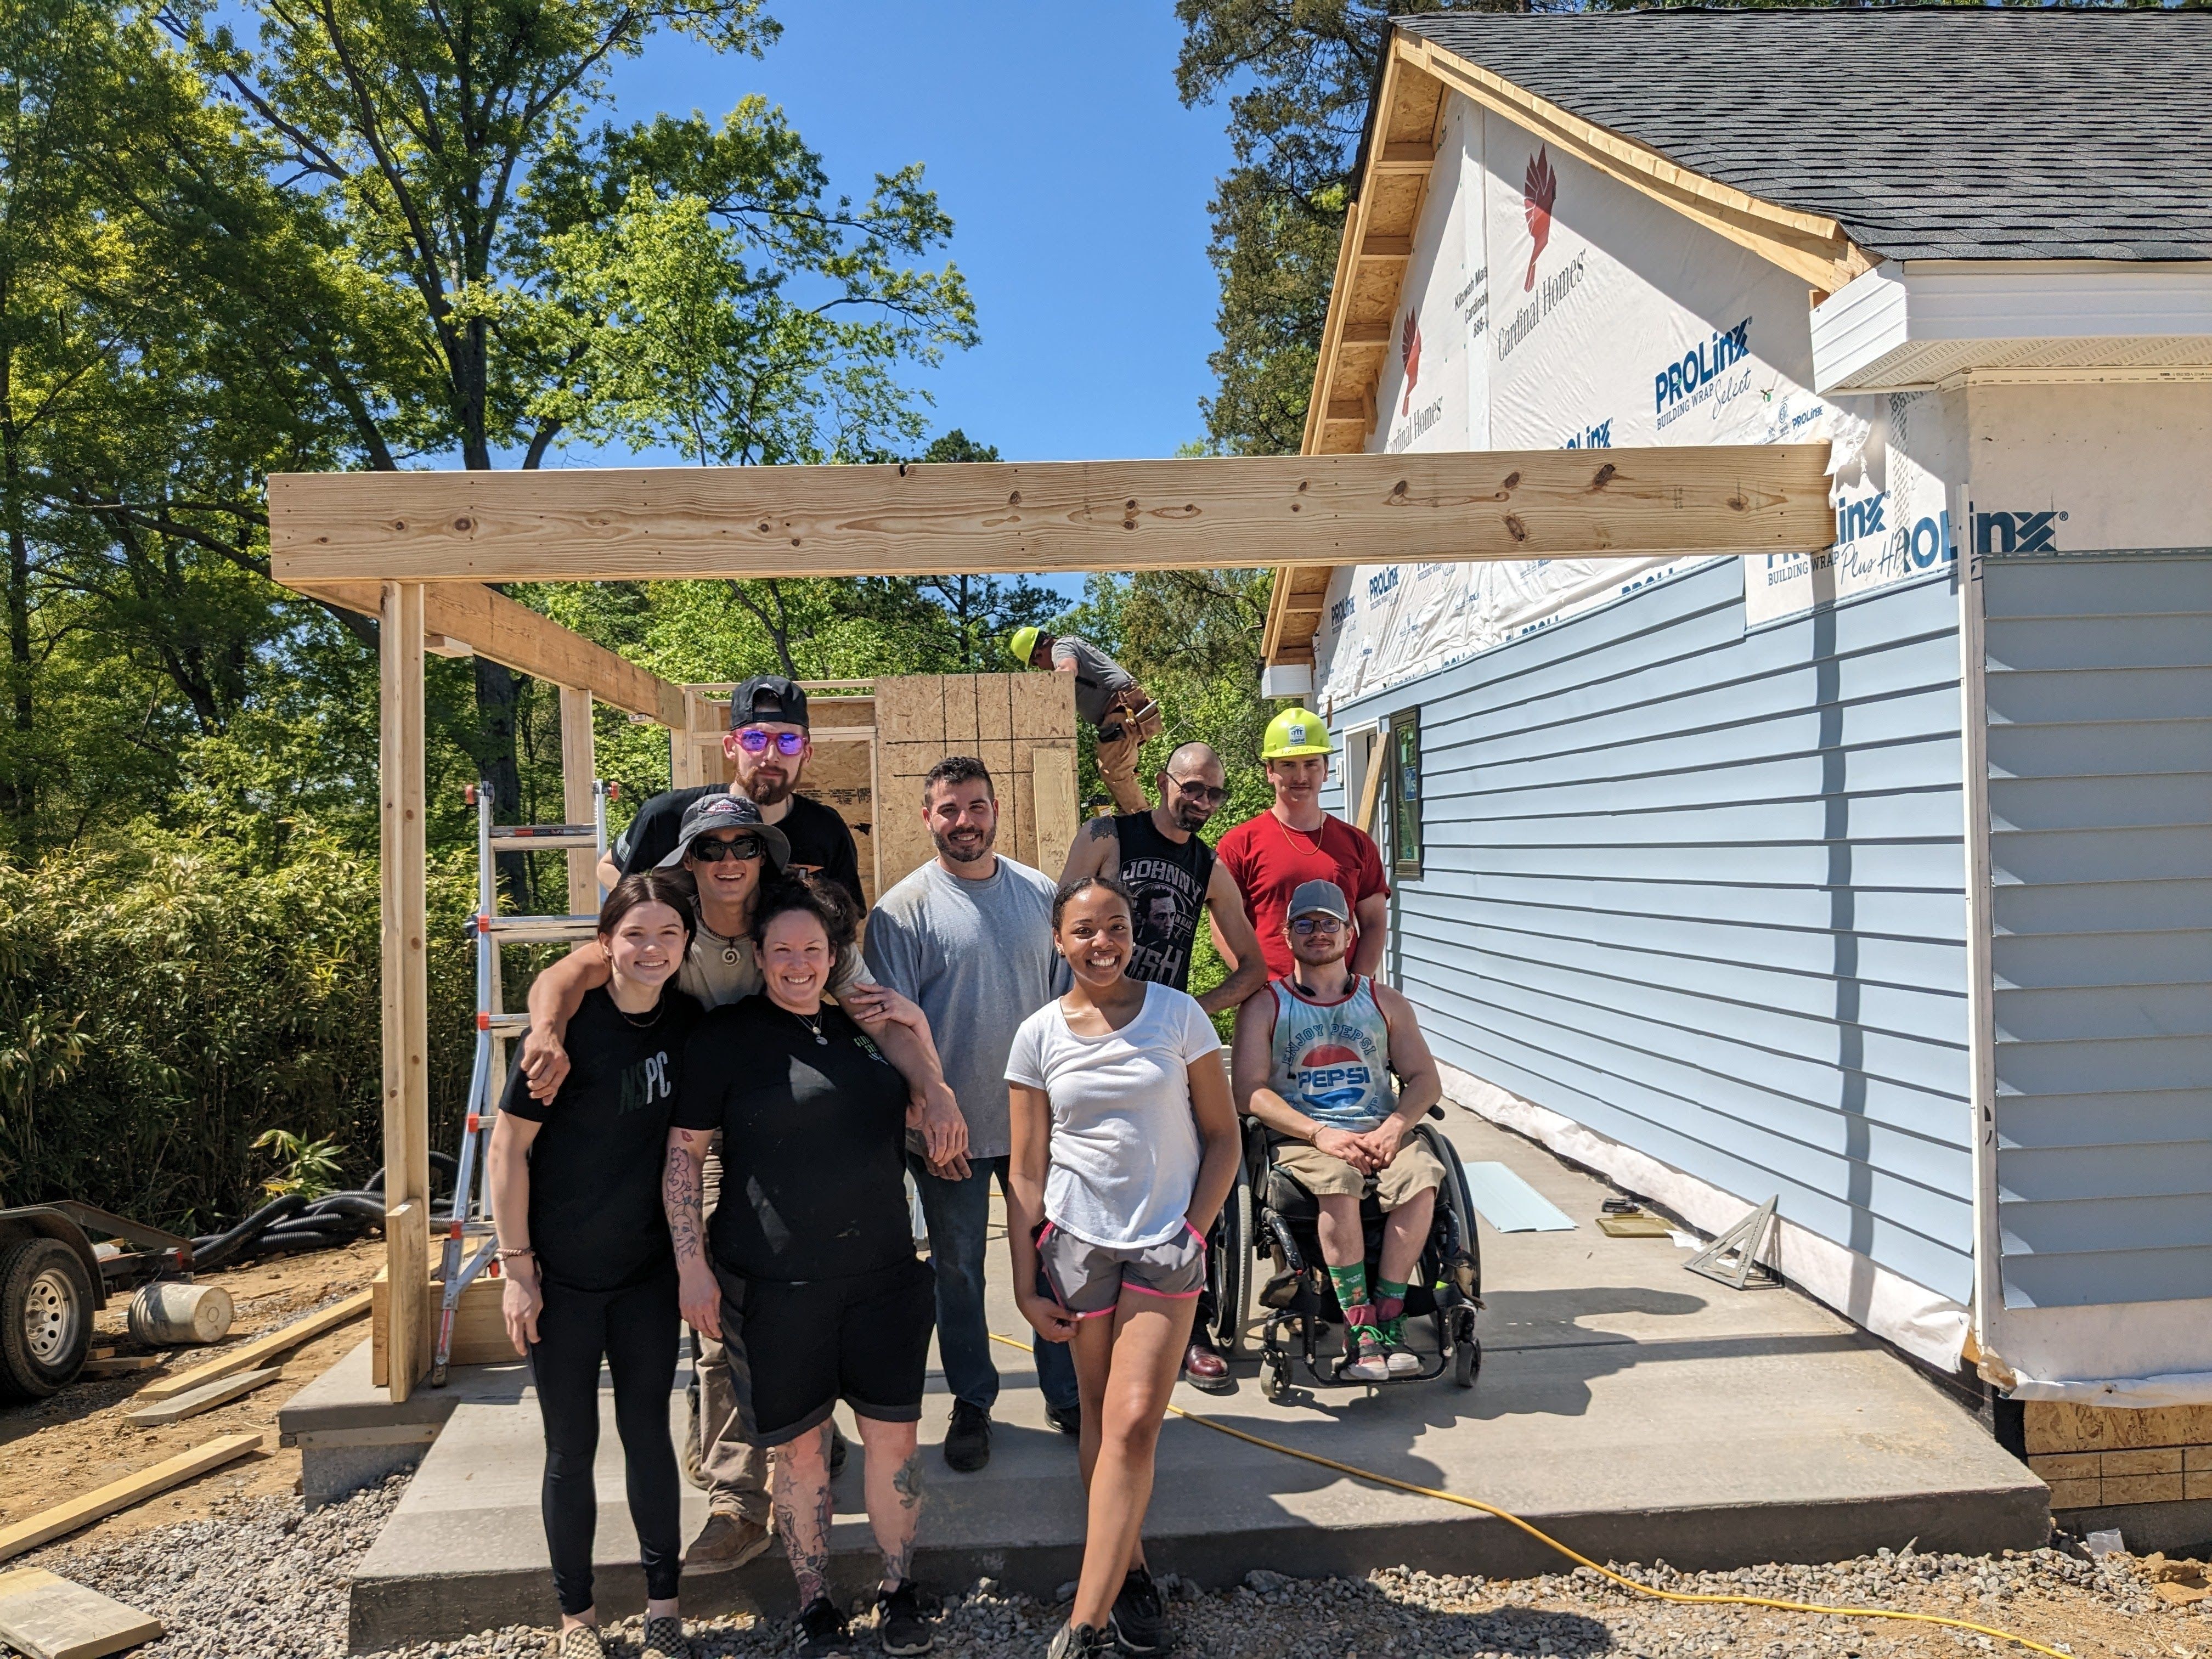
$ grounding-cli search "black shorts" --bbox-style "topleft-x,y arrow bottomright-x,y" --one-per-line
710,1254 -> 935,1447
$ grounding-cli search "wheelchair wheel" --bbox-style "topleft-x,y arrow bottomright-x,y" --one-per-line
1211,1151 -> 1254,1359
1260,1350 -> 1289,1403
1415,1119 -> 1483,1304
1451,1307 -> 1481,1389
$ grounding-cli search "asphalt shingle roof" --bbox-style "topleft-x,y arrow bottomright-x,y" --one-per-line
1396,8 -> 2212,262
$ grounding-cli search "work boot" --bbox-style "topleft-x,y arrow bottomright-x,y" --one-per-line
682,1508 -> 772,1575
1181,1339 -> 1231,1394
944,1401 -> 992,1471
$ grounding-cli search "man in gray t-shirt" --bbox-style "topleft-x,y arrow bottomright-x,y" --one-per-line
864,755 -> 1080,1468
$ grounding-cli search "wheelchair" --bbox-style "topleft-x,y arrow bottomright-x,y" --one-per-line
1204,1105 -> 1482,1399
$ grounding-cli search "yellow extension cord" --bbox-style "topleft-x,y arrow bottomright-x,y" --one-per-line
986,1331 -> 2069,1656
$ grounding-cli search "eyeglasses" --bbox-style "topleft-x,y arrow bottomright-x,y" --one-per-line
1290,916 -> 1344,936
1167,776 -> 1227,807
736,728 -> 806,756
689,836 -> 764,864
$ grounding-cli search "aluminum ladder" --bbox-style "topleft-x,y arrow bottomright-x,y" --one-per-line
432,777 -> 616,1385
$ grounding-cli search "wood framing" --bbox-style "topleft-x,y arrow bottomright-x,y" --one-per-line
267,448 -> 1829,588
558,686 -> 597,914
298,578 -> 684,726
378,580 -> 431,1405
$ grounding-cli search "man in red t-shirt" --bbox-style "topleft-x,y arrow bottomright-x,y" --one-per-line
1216,706 -> 1390,980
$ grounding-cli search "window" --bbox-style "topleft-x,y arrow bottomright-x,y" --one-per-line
1387,708 -> 1422,879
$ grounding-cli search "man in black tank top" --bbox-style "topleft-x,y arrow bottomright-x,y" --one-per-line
1057,740 -> 1268,1393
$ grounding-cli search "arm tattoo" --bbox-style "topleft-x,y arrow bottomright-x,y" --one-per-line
1085,815 -> 1116,842
663,1141 -> 704,1266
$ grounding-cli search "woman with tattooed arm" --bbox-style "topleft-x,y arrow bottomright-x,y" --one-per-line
664,874 -> 964,1659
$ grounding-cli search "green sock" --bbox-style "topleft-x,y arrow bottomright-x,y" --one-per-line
1328,1262 -> 1369,1323
1375,1277 -> 1409,1345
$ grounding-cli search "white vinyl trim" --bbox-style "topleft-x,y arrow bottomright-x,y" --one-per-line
1957,555 -> 2005,1380
1436,1059 -> 1972,1374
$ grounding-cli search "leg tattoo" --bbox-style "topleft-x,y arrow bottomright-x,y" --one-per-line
883,1449 -> 925,1584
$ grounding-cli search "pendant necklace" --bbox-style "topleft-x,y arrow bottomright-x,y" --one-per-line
795,1009 -> 828,1046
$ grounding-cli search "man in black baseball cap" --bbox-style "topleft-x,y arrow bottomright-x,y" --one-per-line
597,673 -> 862,910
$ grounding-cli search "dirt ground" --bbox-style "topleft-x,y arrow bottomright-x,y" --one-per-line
0,1238 -> 386,1546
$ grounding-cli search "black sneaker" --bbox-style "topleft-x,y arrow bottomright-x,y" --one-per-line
943,1401 -> 992,1472
1045,1622 -> 1110,1659
1045,1400 -> 1082,1438
795,1596 -> 854,1659
1108,1565 -> 1168,1655
876,1580 -> 934,1655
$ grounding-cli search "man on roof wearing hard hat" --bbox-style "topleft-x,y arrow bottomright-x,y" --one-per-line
1009,627 -> 1161,814
1216,708 -> 1390,983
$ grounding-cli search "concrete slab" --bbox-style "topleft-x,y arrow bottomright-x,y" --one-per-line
280,1337 -> 531,1508
346,1106 -> 2047,1650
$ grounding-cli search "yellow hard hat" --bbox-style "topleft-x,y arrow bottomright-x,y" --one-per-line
1262,706 -> 1333,760
1009,626 -> 1042,667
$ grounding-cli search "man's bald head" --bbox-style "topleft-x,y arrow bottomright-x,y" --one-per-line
1159,741 -> 1227,832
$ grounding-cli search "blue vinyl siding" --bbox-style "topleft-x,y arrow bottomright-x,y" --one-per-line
1983,552 -> 2212,1311
1334,561 -> 1974,1302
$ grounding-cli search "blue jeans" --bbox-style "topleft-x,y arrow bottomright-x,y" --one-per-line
908,1154 -> 1080,1414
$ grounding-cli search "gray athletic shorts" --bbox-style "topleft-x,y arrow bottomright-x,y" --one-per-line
1035,1219 -> 1207,1318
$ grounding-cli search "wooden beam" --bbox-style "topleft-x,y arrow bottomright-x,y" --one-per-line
379,579 -> 430,1406
1357,234 -> 1413,259
1340,320 -> 1392,345
293,578 -> 684,727
1371,140 -> 1437,173
0,1435 -> 262,1563
135,1289 -> 373,1402
268,448 -> 1831,585
1395,32 -> 1877,293
559,686 -> 598,914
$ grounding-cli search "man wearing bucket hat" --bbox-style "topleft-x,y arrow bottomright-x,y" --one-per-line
1216,707 -> 1390,983
521,791 -> 960,1579
596,675 -> 864,910
1009,628 -> 1160,814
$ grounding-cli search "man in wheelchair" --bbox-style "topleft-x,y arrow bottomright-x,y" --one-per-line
1230,879 -> 1448,1383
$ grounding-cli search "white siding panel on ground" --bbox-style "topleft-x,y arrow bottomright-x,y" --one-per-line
1982,551 -> 2212,1313
1335,561 -> 1974,1304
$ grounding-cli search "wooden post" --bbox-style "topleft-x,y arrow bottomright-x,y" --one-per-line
559,685 -> 597,915
379,583 -> 430,1403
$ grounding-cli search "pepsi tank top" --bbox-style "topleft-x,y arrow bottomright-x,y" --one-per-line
1265,977 -> 1395,1131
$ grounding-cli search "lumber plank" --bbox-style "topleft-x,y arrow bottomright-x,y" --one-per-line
74,1357 -> 162,1378
136,1290 -> 372,1403
1031,744 -> 1080,881
559,686 -> 598,915
0,1436 -> 261,1564
0,1568 -> 164,1659
123,1368 -> 281,1427
292,579 -> 684,726
265,448 -> 1835,585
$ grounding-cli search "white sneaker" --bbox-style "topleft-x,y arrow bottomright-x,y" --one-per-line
1341,1330 -> 1391,1383
1385,1342 -> 1423,1378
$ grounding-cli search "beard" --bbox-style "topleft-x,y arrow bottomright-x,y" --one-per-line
741,765 -> 795,806
1171,802 -> 1212,834
931,822 -> 995,865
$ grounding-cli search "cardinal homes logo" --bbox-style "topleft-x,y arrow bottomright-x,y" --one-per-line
1523,145 -> 1556,291
1400,311 -> 1423,415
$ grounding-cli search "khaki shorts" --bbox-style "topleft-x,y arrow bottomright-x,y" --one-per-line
1274,1135 -> 1447,1209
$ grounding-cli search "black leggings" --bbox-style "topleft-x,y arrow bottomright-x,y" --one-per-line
529,1267 -> 682,1615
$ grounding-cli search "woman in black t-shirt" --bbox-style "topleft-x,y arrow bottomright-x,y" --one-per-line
666,876 -> 963,1659
489,871 -> 702,1659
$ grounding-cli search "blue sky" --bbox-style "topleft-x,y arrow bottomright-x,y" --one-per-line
601,2 -> 1235,469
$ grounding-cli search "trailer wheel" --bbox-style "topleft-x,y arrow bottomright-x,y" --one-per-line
0,1237 -> 95,1398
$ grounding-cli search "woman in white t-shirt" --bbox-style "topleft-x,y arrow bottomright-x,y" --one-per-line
1005,874 -> 1240,1659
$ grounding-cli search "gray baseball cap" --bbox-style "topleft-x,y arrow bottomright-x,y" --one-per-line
1286,879 -> 1351,924
656,793 -> 791,870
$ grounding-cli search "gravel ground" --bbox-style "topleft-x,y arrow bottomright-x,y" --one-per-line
21,1475 -> 2207,1659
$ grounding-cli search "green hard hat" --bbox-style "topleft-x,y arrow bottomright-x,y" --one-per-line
1262,706 -> 1333,760
1009,625 -> 1043,666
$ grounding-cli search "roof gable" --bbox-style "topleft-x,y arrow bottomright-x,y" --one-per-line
1399,8 -> 2212,263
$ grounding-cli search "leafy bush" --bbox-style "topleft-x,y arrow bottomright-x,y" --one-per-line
0,833 -> 478,1231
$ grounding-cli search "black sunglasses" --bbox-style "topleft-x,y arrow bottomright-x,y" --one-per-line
688,836 -> 764,864
1167,776 -> 1227,807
